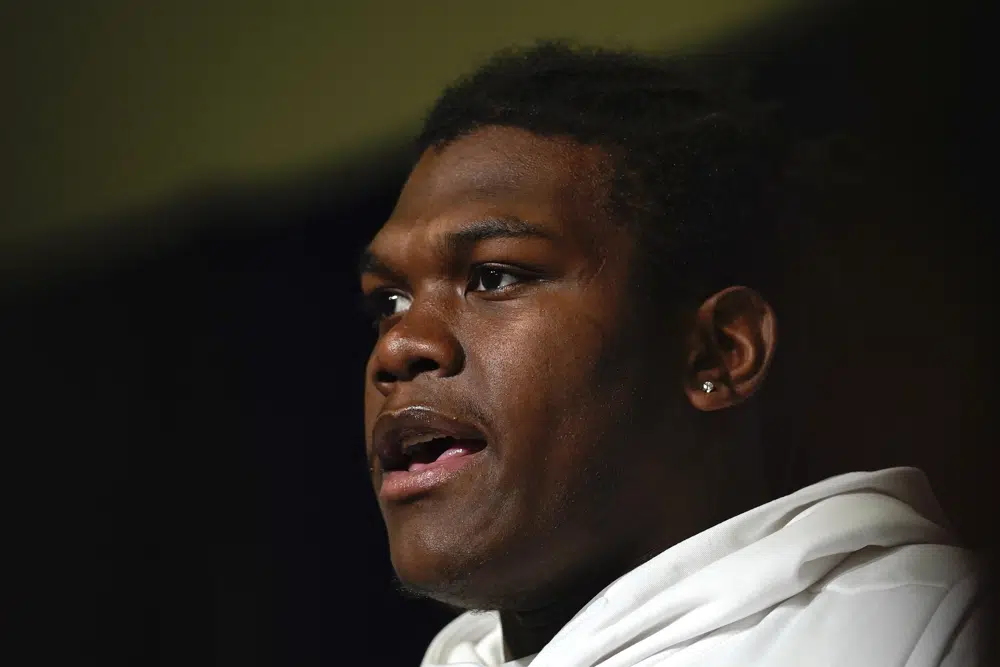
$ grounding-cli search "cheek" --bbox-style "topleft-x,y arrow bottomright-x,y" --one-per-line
474,305 -> 605,401
363,357 -> 383,441
443,304 -> 647,574
465,301 -> 629,470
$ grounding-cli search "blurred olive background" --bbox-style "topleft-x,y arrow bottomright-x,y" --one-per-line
1,0 -> 793,265
2,1 -> 994,666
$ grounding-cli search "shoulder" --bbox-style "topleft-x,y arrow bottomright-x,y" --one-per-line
750,543 -> 984,667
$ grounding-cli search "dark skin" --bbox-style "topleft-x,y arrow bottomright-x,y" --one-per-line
361,126 -> 777,660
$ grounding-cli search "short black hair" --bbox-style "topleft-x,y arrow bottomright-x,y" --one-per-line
417,41 -> 790,306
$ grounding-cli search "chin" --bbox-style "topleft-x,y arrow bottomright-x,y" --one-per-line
386,531 -> 517,611
389,530 -> 567,613
390,529 -> 474,598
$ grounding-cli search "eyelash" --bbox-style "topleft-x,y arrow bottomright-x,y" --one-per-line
362,264 -> 539,328
467,264 -> 530,293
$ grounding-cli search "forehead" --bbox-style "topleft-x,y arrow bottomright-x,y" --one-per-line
380,126 -> 611,242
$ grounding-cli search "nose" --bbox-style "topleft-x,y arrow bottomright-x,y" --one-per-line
369,305 -> 464,395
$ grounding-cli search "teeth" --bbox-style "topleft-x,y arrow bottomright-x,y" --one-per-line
400,433 -> 449,450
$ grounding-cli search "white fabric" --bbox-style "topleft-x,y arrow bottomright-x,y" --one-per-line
420,467 -> 983,667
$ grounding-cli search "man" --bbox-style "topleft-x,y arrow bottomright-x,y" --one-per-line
359,43 -> 982,666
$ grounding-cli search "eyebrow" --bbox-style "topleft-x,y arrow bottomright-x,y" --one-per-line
358,216 -> 555,281
446,216 -> 555,248
357,248 -> 408,285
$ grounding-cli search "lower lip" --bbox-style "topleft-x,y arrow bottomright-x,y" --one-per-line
379,448 -> 484,502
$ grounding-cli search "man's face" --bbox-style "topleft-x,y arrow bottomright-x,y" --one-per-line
361,126 -> 684,609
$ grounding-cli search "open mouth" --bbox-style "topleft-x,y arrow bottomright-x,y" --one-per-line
383,434 -> 487,473
372,408 -> 489,500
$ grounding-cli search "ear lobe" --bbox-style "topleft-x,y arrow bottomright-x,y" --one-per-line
685,286 -> 778,412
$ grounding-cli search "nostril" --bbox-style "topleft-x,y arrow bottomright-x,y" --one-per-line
408,358 -> 440,378
374,357 -> 441,385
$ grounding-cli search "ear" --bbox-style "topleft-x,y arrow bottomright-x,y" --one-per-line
685,286 -> 777,412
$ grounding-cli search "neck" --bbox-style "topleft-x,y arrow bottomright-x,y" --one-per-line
497,541 -> 659,661
499,585 -> 601,661
496,439 -> 770,661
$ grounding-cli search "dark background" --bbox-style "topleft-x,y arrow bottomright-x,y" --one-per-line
4,2 -> 995,665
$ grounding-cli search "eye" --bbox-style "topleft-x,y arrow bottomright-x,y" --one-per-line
468,265 -> 523,292
363,289 -> 412,327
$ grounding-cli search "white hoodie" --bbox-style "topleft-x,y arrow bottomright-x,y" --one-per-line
420,468 -> 983,667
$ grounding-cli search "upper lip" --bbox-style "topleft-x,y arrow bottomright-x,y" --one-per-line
371,406 -> 488,472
